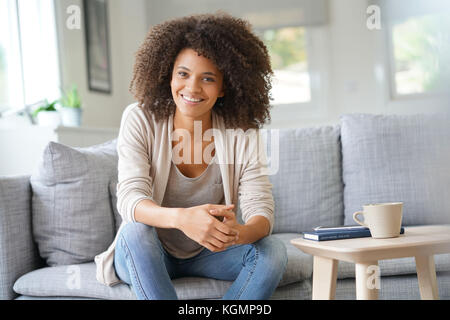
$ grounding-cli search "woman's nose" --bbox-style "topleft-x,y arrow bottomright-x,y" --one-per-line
185,78 -> 202,93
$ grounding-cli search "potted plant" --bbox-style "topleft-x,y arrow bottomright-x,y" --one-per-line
32,99 -> 61,127
59,85 -> 82,127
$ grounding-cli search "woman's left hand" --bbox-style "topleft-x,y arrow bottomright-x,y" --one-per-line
209,208 -> 242,244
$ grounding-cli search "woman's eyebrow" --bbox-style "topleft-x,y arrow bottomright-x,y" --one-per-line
177,65 -> 217,76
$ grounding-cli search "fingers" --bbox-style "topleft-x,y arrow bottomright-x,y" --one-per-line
205,215 -> 239,252
196,204 -> 238,252
209,203 -> 234,209
208,203 -> 234,212
195,227 -> 236,252
207,237 -> 230,251
211,228 -> 238,244
206,233 -> 238,252
208,207 -> 238,234
209,208 -> 235,220
215,219 -> 238,236
208,219 -> 239,252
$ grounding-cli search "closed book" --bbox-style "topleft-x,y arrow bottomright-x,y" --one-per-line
302,226 -> 405,241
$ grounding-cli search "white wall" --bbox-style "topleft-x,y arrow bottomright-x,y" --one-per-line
328,0 -> 382,119
55,0 -> 148,129
55,0 -> 450,130
0,125 -> 56,176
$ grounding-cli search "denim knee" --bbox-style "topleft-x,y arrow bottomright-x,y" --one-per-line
255,236 -> 288,275
119,222 -> 158,245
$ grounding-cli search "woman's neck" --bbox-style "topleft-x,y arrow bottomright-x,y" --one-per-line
173,110 -> 212,135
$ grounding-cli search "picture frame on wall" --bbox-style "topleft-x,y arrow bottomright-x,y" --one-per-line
83,0 -> 112,93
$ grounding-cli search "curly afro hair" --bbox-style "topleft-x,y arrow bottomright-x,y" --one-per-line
129,11 -> 273,129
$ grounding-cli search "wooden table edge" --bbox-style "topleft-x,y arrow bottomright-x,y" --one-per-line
290,229 -> 450,263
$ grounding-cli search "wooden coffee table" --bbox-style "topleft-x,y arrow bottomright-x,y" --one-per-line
290,225 -> 450,300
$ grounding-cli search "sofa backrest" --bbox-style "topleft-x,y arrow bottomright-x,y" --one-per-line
110,127 -> 347,234
0,175 -> 44,300
27,125 -> 346,269
341,113 -> 450,226
24,112 -> 450,271
265,126 -> 345,233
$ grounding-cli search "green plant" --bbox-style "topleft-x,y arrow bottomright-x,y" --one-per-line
32,99 -> 58,118
60,85 -> 81,109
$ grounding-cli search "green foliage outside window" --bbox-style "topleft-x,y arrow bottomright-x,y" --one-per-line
393,13 -> 450,94
263,27 -> 307,71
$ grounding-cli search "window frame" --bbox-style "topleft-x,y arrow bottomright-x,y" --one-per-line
0,0 -> 61,115
386,16 -> 450,101
257,25 -> 331,128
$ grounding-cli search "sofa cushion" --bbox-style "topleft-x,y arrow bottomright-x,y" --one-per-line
30,139 -> 118,266
13,262 -> 135,300
13,233 -> 310,300
264,127 -> 344,233
341,113 -> 450,226
16,295 -> 99,300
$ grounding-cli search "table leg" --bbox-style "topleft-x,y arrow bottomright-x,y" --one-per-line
355,261 -> 379,300
312,256 -> 338,300
415,255 -> 439,300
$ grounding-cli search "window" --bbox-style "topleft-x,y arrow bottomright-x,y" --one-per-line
256,24 -> 329,125
0,0 -> 23,112
0,0 -> 60,114
389,12 -> 450,97
262,26 -> 311,105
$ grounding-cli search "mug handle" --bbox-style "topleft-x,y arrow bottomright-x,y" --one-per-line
353,211 -> 368,227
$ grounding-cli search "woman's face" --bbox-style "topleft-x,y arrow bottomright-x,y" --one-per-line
170,48 -> 224,121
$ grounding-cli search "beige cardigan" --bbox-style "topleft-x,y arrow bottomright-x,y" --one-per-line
95,103 -> 274,286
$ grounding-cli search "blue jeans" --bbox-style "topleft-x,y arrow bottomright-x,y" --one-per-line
114,222 -> 288,300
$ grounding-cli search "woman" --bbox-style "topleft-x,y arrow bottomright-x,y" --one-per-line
95,12 -> 287,300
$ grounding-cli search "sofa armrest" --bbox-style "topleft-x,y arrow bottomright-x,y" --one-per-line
0,175 -> 44,300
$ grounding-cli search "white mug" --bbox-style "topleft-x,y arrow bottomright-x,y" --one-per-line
353,202 -> 403,239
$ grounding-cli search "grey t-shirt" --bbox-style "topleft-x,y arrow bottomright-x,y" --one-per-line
156,156 -> 225,259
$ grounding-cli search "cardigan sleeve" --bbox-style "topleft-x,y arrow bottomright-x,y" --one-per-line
237,129 -> 275,234
116,104 -> 154,223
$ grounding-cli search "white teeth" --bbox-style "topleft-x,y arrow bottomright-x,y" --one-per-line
182,95 -> 203,102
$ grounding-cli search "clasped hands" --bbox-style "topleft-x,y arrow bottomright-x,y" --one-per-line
177,203 -> 241,252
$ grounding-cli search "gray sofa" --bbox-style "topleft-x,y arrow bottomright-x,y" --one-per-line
1,113 -> 450,300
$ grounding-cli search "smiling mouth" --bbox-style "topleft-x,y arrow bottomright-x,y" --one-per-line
181,94 -> 205,104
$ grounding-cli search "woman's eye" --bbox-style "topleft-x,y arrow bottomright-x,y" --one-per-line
177,72 -> 214,82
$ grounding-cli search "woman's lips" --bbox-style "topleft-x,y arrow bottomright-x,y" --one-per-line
181,94 -> 204,105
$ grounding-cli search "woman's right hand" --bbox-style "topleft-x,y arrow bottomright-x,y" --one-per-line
176,204 -> 240,252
